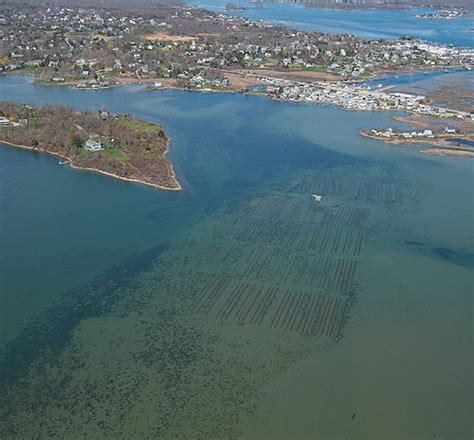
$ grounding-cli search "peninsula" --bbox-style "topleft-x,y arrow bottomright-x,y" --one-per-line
360,126 -> 474,158
0,103 -> 181,190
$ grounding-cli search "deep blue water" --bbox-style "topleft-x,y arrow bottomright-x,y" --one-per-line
451,137 -> 474,147
188,0 -> 474,48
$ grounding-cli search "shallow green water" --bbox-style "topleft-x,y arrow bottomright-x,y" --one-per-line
0,75 -> 472,439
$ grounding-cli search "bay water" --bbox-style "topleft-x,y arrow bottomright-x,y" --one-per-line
0,74 -> 472,438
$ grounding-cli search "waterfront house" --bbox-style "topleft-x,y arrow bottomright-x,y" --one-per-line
84,139 -> 102,151
0,117 -> 11,127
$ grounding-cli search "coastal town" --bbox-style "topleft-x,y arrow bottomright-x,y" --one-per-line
260,75 -> 474,119
1,2 -> 473,89
0,1 -> 473,154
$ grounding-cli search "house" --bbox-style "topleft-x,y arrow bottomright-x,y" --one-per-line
0,117 -> 11,127
444,127 -> 456,134
422,129 -> 434,137
84,139 -> 102,151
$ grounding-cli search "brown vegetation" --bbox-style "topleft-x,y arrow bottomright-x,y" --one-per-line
0,103 -> 181,190
141,32 -> 196,42
233,68 -> 342,83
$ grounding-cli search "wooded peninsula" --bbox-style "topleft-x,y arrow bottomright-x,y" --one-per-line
0,103 -> 181,190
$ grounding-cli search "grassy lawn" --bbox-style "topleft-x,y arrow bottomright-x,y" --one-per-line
97,69 -> 121,79
28,119 -> 44,129
100,148 -> 129,161
118,118 -> 161,134
77,149 -> 91,160
77,147 -> 128,162
13,65 -> 39,72
302,65 -> 327,72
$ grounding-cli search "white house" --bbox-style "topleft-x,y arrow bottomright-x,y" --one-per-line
84,139 -> 102,151
0,117 -> 11,127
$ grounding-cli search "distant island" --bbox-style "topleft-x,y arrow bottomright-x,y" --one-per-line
0,103 -> 181,190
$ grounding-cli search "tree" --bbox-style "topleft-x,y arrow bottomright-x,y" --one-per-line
70,132 -> 84,148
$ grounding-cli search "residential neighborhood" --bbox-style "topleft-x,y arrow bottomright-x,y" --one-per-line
262,76 -> 472,119
1,2 -> 473,90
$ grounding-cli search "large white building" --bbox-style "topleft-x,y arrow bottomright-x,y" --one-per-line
0,117 -> 11,127
84,139 -> 102,151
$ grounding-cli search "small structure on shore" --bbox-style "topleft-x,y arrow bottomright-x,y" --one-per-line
312,194 -> 322,202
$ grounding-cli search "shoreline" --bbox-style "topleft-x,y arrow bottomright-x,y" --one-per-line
5,62 -> 470,93
0,139 -> 182,191
359,130 -> 474,158
420,148 -> 474,157
3,62 -> 471,93
367,65 -> 472,79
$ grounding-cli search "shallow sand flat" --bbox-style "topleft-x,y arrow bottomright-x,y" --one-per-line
421,148 -> 474,157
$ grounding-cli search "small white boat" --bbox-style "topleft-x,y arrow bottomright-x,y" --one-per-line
312,194 -> 322,202
58,160 -> 69,165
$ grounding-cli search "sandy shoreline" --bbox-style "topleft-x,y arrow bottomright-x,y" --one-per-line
0,139 -> 182,191
421,148 -> 474,157
359,130 -> 474,158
